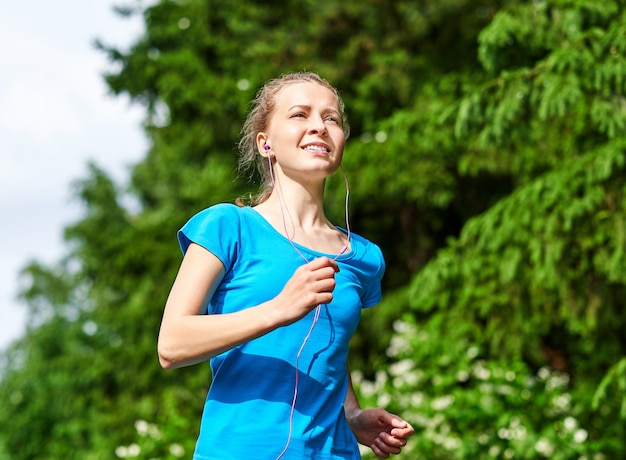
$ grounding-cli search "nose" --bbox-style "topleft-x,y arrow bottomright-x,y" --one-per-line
308,113 -> 327,135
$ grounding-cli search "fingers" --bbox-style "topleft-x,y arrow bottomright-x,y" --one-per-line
275,257 -> 340,324
307,256 -> 340,273
371,431 -> 407,458
388,416 -> 414,440
370,436 -> 395,458
380,430 -> 408,447
299,257 -> 339,300
371,445 -> 390,459
390,424 -> 414,439
370,412 -> 413,458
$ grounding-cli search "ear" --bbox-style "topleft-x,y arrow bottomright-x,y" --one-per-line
256,133 -> 271,157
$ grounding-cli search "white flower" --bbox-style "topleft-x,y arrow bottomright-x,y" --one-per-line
431,395 -> 454,411
574,429 -> 588,443
375,131 -> 387,143
127,444 -> 141,457
237,79 -> 250,91
134,420 -> 149,436
169,443 -> 185,457
563,416 -> 577,431
535,438 -> 554,456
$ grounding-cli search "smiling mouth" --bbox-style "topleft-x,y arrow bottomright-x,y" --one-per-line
302,144 -> 330,153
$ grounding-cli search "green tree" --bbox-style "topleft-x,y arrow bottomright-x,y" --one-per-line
355,0 -> 626,458
1,0 -> 624,458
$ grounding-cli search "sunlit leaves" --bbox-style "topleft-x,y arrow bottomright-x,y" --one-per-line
2,0 -> 626,458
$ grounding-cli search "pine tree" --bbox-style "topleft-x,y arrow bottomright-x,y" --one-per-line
1,0 -> 624,458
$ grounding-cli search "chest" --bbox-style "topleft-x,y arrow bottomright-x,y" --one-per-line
212,235 -> 365,341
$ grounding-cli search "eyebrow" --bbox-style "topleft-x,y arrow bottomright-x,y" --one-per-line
288,104 -> 341,116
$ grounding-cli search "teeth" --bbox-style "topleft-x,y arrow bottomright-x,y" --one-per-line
304,145 -> 329,152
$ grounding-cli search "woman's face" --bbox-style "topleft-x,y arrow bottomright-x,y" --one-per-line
260,81 -> 346,182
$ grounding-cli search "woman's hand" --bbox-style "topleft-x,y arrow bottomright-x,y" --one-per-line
272,257 -> 340,326
347,407 -> 414,458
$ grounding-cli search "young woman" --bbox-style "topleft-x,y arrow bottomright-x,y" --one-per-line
158,72 -> 414,459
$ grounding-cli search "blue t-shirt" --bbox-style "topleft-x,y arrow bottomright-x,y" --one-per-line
177,203 -> 385,460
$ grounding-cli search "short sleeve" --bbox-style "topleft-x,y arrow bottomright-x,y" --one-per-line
361,242 -> 386,308
177,203 -> 241,270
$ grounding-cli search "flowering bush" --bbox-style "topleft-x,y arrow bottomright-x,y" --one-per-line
354,319 -> 610,459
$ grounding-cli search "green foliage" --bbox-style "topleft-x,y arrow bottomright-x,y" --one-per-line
404,144 -> 626,457
411,142 -> 626,354
1,0 -> 625,458
113,389 -> 198,459
354,315 -> 623,459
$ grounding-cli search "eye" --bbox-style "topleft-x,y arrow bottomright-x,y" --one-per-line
290,112 -> 306,118
325,115 -> 340,123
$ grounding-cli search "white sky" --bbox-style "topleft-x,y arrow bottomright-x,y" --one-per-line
0,1 -> 151,350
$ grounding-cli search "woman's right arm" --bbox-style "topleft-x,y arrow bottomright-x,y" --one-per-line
157,243 -> 339,369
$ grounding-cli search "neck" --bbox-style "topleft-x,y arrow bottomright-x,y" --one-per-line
253,163 -> 351,255
265,174 -> 328,230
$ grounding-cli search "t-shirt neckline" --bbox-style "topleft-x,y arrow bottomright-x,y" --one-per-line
242,206 -> 355,261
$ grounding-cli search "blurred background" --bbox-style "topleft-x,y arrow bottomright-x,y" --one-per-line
0,0 -> 148,350
1,1 -> 625,459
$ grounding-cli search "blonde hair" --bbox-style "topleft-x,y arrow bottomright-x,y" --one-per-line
236,72 -> 350,206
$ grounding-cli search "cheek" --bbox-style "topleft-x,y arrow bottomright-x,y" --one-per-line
333,147 -> 345,165
288,125 -> 302,136
334,137 -> 346,155
275,126 -> 301,145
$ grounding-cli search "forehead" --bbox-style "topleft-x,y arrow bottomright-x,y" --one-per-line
274,81 -> 340,111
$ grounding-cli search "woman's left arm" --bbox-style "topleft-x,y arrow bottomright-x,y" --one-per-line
344,364 -> 415,458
